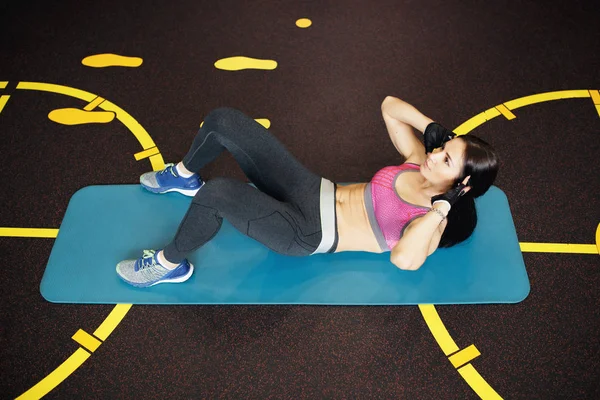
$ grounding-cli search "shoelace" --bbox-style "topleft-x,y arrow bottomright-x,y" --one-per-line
139,249 -> 158,270
158,163 -> 178,177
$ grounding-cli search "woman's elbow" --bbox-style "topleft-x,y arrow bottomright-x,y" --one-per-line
390,252 -> 424,271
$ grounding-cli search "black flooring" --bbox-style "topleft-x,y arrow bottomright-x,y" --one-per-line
1,0 -> 599,399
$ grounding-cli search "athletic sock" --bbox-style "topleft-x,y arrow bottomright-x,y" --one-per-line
157,250 -> 179,270
175,163 -> 195,178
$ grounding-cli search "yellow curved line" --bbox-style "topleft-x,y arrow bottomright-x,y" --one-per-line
503,90 -> 590,110
418,305 -> 459,355
16,81 -> 166,172
457,364 -> 503,399
12,82 -> 144,399
94,304 -> 132,340
15,348 -> 91,400
453,90 -> 593,135
17,82 -> 97,102
453,107 -> 501,135
419,305 -> 502,399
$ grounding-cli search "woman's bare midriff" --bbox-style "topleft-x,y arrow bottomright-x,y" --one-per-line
334,183 -> 385,253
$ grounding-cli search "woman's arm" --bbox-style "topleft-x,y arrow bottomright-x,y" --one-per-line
381,96 -> 434,163
390,204 -> 449,271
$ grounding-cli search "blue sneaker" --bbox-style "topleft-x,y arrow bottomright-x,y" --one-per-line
140,163 -> 204,196
116,249 -> 194,288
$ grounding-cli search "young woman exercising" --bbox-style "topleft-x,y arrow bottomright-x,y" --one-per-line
117,97 -> 499,287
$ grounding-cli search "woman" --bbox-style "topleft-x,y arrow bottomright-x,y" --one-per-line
116,97 -> 499,287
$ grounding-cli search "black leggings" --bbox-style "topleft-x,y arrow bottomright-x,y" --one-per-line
163,108 -> 337,263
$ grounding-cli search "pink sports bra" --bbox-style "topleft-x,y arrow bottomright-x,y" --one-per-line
364,163 -> 431,251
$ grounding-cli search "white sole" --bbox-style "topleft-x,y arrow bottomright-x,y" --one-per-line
149,263 -> 195,286
159,187 -> 200,197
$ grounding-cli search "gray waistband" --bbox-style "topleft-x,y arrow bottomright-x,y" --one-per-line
312,178 -> 337,255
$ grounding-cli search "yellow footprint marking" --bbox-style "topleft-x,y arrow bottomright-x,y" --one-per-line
82,53 -> 143,68
214,56 -> 277,71
49,108 -> 115,125
296,18 -> 312,28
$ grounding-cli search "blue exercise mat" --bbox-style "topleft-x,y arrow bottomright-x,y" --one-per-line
41,185 -> 530,305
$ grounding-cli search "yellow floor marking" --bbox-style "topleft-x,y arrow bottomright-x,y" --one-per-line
17,81 -> 97,102
0,227 -> 58,238
520,242 -> 598,254
495,104 -> 516,120
82,53 -> 143,68
503,90 -> 589,110
419,305 -> 459,355
457,364 -> 503,400
98,99 -> 157,150
83,96 -> 105,111
214,56 -> 278,71
296,18 -> 312,28
589,90 -> 600,104
0,81 -> 7,89
596,223 -> 600,254
48,108 -> 115,125
149,154 -> 166,171
135,147 -> 160,161
16,348 -> 91,400
0,94 -> 10,113
200,118 -> 271,129
72,329 -> 102,352
255,118 -> 271,128
16,82 -> 159,160
449,344 -> 481,368
454,107 -> 501,135
93,304 -> 133,340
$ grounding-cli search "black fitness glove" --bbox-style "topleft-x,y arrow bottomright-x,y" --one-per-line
431,181 -> 469,211
424,122 -> 456,154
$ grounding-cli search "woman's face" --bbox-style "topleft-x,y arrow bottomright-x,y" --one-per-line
420,137 -> 466,188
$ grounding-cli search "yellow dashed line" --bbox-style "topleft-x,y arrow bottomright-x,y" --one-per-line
16,348 -> 91,400
520,242 -> 598,254
0,94 -> 10,113
0,81 -> 8,89
495,104 -> 516,120
0,227 -> 59,238
134,146 -> 160,161
457,364 -> 504,400
83,96 -> 105,111
449,344 -> 481,368
72,329 -> 102,352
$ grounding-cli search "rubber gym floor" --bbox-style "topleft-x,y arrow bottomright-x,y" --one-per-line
1,1 -> 599,399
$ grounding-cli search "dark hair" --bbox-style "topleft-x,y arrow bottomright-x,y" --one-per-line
438,135 -> 499,248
